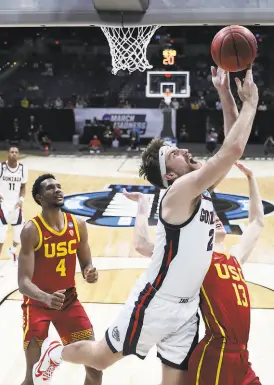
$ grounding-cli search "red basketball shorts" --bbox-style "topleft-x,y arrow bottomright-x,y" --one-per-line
188,338 -> 261,385
22,298 -> 93,350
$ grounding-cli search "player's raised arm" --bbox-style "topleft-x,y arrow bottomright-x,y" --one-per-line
212,67 -> 239,137
208,67 -> 239,192
162,69 -> 258,224
123,189 -> 154,257
231,162 -> 264,265
76,217 -> 98,284
18,221 -> 65,309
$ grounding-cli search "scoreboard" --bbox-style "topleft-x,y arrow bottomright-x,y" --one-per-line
162,49 -> 177,66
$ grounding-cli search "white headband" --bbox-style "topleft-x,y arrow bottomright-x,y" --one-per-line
159,145 -> 170,188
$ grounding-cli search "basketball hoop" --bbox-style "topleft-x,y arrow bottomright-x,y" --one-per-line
163,91 -> 173,106
101,25 -> 160,75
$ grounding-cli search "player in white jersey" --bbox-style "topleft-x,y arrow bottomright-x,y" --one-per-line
33,68 -> 258,385
0,146 -> 28,261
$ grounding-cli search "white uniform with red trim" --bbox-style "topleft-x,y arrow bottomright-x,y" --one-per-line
106,190 -> 215,369
0,161 -> 28,243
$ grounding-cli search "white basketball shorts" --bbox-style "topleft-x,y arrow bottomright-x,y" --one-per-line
105,282 -> 200,370
0,205 -> 24,243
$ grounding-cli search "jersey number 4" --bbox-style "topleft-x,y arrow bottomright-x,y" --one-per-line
207,229 -> 214,251
56,258 -> 66,277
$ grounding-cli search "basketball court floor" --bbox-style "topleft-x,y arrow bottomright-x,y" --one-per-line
0,152 -> 273,385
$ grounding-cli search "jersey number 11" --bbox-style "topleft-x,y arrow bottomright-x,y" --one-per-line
9,183 -> 15,191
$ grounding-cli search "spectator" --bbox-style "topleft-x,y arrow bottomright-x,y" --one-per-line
159,99 -> 166,109
113,124 -> 122,139
112,138 -> 119,148
215,100 -> 222,110
28,116 -> 39,148
38,126 -> 53,151
264,136 -> 274,156
9,119 -> 22,146
0,96 -> 4,108
171,98 -> 179,110
124,100 -> 131,108
67,101 -> 74,109
258,101 -> 267,111
205,127 -> 218,155
103,125 -> 113,147
179,125 -> 189,142
76,97 -> 86,108
43,99 -> 51,109
55,97 -> 63,109
127,127 -> 140,151
198,96 -> 207,109
179,99 -> 188,109
42,62 -> 53,76
89,135 -> 101,154
13,118 -> 20,130
191,101 -> 200,110
21,97 -> 29,108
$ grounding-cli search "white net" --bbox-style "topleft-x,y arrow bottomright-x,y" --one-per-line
101,25 -> 160,75
163,89 -> 173,105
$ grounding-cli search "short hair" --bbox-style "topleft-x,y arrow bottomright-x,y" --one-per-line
32,173 -> 56,206
139,138 -> 167,189
8,145 -> 19,152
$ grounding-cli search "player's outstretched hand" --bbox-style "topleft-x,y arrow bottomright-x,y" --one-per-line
123,188 -> 145,202
235,68 -> 258,107
211,66 -> 230,91
84,266 -> 98,284
45,289 -> 66,310
235,161 -> 253,178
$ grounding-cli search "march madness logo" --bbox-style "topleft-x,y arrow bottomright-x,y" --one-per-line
62,185 -> 274,234
102,113 -> 147,135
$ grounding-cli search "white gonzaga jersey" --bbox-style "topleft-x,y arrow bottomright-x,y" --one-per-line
140,190 -> 215,299
0,162 -> 28,210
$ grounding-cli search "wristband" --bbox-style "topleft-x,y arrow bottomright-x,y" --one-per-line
19,197 -> 24,203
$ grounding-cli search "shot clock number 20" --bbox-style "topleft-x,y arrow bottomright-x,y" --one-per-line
162,49 -> 177,66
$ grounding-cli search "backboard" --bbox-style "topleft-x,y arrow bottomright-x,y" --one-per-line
146,71 -> 190,99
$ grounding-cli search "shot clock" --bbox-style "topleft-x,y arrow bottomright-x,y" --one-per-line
162,49 -> 177,66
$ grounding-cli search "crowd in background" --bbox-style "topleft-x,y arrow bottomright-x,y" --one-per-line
0,26 -> 273,155
0,26 -> 272,111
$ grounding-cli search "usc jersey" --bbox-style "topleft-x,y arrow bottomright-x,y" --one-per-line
200,251 -> 250,345
24,212 -> 80,306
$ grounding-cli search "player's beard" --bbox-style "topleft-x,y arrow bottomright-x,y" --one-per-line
53,201 -> 64,208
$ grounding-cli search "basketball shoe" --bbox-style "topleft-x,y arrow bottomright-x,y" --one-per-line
32,337 -> 63,384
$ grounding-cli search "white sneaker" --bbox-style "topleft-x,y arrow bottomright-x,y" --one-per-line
8,247 -> 17,264
32,337 -> 63,384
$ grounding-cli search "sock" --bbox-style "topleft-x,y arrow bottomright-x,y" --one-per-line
10,246 -> 16,253
9,246 -> 17,262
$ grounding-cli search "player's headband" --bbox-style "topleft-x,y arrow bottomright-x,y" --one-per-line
159,145 -> 170,189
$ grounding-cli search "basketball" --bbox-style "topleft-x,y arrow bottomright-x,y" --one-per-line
211,25 -> 257,72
